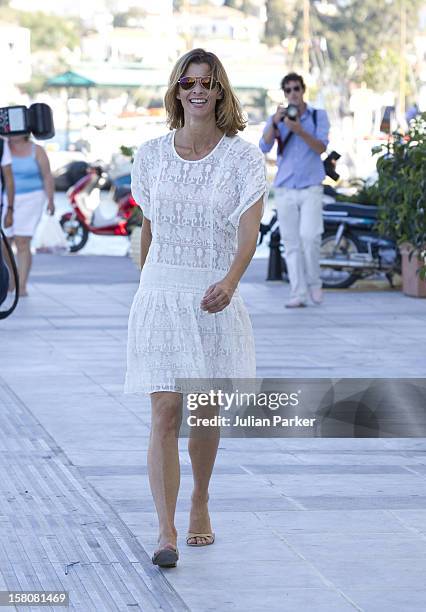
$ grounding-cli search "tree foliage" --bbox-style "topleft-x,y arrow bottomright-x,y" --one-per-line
264,0 -> 424,90
264,0 -> 298,44
0,7 -> 80,52
223,0 -> 259,16
20,11 -> 80,52
113,7 -> 147,27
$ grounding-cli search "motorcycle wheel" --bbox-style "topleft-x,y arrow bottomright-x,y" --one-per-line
320,230 -> 362,289
60,216 -> 89,253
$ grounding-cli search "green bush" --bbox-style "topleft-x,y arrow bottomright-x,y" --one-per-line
373,114 -> 426,279
334,179 -> 380,205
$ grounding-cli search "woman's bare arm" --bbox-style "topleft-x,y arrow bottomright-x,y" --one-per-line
224,198 -> 263,288
140,216 -> 152,269
3,164 -> 15,210
200,197 -> 264,313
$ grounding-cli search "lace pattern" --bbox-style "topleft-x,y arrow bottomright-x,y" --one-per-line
125,131 -> 267,394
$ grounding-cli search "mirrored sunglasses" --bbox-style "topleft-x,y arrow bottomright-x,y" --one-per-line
178,76 -> 219,90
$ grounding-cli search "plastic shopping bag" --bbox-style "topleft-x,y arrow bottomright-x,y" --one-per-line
32,214 -> 69,253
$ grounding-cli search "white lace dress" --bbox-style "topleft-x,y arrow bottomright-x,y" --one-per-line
124,130 -> 268,394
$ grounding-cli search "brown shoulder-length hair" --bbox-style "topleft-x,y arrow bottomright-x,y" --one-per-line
164,48 -> 246,136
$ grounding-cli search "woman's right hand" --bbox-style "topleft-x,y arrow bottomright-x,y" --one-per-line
4,208 -> 13,229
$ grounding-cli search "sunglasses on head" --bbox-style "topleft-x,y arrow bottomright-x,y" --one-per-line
178,76 -> 219,90
284,85 -> 302,94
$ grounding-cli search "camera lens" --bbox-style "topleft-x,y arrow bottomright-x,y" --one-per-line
286,104 -> 298,120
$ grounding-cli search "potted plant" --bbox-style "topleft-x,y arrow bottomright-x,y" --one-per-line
373,114 -> 426,297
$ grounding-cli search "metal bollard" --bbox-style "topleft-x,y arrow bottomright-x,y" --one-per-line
267,227 -> 285,281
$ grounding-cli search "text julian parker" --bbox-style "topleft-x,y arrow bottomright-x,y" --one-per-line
187,415 -> 316,427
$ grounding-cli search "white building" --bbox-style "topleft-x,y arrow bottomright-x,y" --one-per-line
11,0 -> 106,17
81,21 -> 178,68
10,0 -> 173,18
0,23 -> 31,101
176,5 -> 264,44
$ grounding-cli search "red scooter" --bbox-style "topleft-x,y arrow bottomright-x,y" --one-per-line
60,165 -> 142,252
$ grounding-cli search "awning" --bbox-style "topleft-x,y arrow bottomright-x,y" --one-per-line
46,68 -> 169,89
45,67 -> 273,91
46,71 -> 96,88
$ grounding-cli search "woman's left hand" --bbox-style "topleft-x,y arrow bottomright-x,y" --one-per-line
200,279 -> 237,313
47,201 -> 55,215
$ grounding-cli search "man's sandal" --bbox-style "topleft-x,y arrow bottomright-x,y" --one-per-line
186,532 -> 215,547
152,544 -> 179,567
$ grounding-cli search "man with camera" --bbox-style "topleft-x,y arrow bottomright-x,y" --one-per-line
259,72 -> 330,308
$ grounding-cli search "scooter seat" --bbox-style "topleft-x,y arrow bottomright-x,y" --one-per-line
91,216 -> 123,228
323,202 -> 378,219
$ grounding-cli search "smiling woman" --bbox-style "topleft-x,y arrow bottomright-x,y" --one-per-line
164,48 -> 246,136
124,48 -> 268,568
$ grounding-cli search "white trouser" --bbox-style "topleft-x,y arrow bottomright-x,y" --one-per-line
275,184 -> 324,301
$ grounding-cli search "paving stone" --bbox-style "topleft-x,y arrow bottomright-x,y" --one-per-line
0,379 -> 188,612
1,253 -> 426,611
341,588 -> 426,612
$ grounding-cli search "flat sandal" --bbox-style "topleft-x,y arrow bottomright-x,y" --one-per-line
186,532 -> 215,547
152,544 -> 179,567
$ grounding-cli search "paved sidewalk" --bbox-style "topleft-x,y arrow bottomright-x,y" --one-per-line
1,253 -> 426,612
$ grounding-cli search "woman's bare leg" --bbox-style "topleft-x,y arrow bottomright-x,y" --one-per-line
187,399 -> 220,544
14,235 -> 32,296
148,391 -> 182,552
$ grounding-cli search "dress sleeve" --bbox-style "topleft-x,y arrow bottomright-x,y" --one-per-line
228,144 -> 268,229
130,144 -> 151,220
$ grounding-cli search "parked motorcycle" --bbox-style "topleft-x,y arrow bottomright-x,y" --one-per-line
320,200 -> 400,288
259,196 -> 400,289
60,165 -> 142,252
54,160 -> 90,192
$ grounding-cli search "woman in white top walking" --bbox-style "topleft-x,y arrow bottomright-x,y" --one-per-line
2,135 -> 55,296
125,48 -> 267,568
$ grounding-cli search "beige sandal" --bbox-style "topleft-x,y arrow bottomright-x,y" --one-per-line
186,532 -> 215,547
